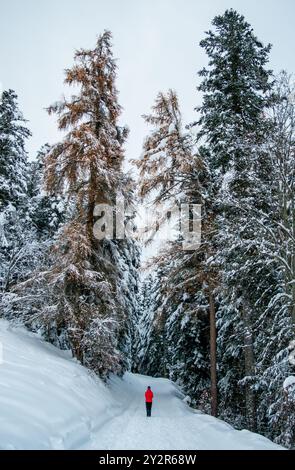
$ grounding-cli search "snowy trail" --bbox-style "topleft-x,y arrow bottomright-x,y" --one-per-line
83,373 -> 283,450
0,320 -> 283,450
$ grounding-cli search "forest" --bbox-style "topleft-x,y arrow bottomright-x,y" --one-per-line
0,9 -> 294,449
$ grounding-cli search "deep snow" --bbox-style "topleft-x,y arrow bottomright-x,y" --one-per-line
0,320 -> 284,450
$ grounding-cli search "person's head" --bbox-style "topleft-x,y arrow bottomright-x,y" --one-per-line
147,386 -> 151,390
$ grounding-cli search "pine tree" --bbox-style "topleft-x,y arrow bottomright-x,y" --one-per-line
0,90 -> 31,210
3,32 -> 139,376
1,142 -> 67,330
250,72 -> 295,447
132,271 -> 164,375
133,89 -> 195,207
27,144 -> 65,240
195,9 -> 275,430
0,90 -> 32,292
196,9 -> 273,179
134,90 -> 213,407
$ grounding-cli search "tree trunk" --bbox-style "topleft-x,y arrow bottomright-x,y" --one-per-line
86,185 -> 96,243
243,303 -> 257,431
290,191 -> 295,327
159,308 -> 168,378
208,281 -> 218,417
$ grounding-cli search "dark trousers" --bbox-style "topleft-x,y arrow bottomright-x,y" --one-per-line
146,402 -> 152,417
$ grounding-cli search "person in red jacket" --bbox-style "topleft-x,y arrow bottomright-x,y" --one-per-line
145,386 -> 154,417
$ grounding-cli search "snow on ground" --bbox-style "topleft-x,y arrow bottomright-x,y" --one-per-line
0,319 -> 115,450
283,376 -> 295,390
0,320 -> 284,450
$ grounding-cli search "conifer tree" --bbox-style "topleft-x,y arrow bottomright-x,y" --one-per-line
0,90 -> 31,210
0,90 -> 32,292
195,9 -> 274,430
132,271 -> 164,375
43,30 -> 138,375
27,144 -> 65,240
4,32 -> 139,376
1,142 -> 66,330
134,89 -> 196,207
251,72 -> 295,446
134,90 -> 214,407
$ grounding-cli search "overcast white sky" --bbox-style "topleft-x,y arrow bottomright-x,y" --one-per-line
1,0 -> 295,164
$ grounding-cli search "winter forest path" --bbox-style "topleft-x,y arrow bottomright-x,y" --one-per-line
81,373 -> 282,450
0,321 -> 283,450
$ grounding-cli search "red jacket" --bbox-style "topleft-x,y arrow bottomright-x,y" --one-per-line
145,389 -> 154,403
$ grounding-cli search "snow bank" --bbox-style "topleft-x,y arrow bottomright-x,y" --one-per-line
283,376 -> 295,390
0,320 -> 115,450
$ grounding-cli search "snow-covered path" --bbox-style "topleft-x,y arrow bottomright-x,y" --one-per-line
0,320 -> 283,450
83,373 -> 283,450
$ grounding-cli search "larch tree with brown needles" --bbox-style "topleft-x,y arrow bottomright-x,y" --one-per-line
9,31 -> 139,377
134,90 -> 218,415
44,30 -> 138,376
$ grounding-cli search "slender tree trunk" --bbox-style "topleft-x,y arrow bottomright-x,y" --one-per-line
290,190 -> 295,327
160,309 -> 168,378
86,169 -> 96,243
243,303 -> 257,431
208,281 -> 218,417
3,248 -> 22,292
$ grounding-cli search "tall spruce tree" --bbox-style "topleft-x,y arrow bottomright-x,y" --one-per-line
195,9 -> 275,431
250,72 -> 295,447
0,90 -> 32,292
0,90 -> 31,210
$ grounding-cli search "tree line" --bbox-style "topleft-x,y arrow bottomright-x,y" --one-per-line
133,10 -> 295,448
